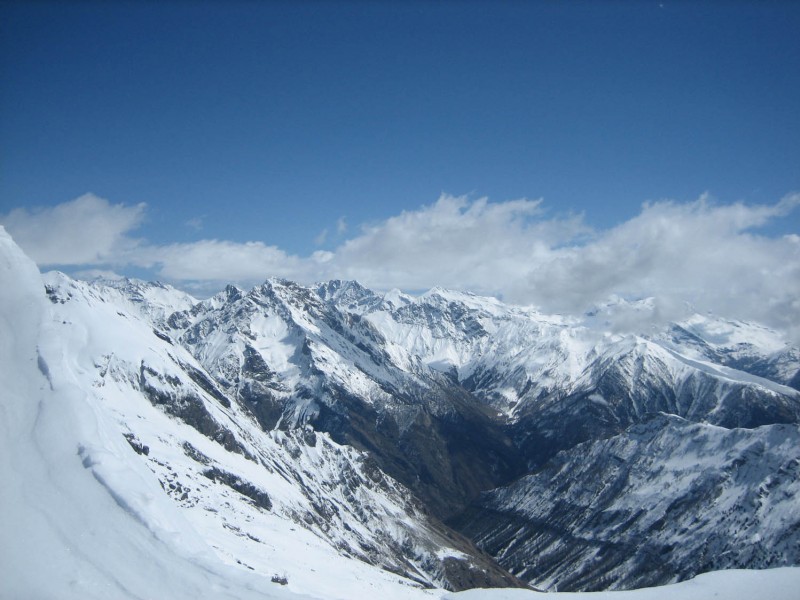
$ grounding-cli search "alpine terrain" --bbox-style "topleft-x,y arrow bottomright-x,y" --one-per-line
1,224 -> 799,598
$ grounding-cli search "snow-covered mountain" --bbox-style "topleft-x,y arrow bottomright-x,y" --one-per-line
156,277 -> 525,520
32,272 -> 518,595
2,225 -> 800,597
453,413 -> 800,591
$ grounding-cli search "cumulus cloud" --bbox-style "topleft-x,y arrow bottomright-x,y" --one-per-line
0,194 -> 145,265
315,193 -> 799,339
520,194 -> 800,335
134,239 -> 318,284
323,195 -> 564,294
3,191 -> 799,340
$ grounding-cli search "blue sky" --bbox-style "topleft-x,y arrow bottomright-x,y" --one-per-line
1,1 -> 799,337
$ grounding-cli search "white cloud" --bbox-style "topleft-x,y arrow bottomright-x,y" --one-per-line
134,239 -> 317,283
518,194 -> 800,336
0,194 -> 145,265
312,193 -> 800,340
323,195 -> 557,294
3,191 -> 799,341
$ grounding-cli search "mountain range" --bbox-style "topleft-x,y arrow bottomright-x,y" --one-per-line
1,225 -> 799,598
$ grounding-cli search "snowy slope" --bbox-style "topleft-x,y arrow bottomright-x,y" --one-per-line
338,287 -> 800,471
361,290 -> 800,420
81,274 -> 199,328
454,414 -> 800,591
656,315 -> 800,389
36,274 -> 514,595
0,226 -> 309,600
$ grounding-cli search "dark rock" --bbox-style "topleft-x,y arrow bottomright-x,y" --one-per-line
123,433 -> 149,456
203,467 -> 272,511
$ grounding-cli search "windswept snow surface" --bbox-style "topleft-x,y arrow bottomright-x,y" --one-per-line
445,567 -> 800,600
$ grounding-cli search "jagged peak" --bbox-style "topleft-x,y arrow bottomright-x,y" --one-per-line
222,283 -> 244,300
316,278 -> 371,293
315,279 -> 383,314
413,287 -> 508,319
261,276 -> 295,287
380,288 -> 413,310
93,275 -> 163,289
418,286 -> 498,303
